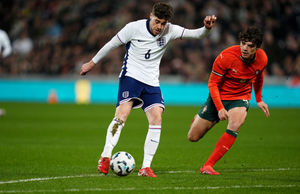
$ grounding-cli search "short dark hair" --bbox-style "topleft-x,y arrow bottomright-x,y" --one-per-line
239,27 -> 264,48
152,2 -> 173,21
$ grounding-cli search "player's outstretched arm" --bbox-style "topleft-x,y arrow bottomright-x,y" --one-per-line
179,15 -> 217,39
80,60 -> 96,76
80,34 -> 124,76
257,101 -> 270,118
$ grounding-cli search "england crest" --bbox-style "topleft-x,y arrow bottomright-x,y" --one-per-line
157,37 -> 166,47
122,91 -> 129,98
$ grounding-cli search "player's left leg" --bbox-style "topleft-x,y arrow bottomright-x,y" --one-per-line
202,106 -> 248,175
138,85 -> 164,177
138,106 -> 163,178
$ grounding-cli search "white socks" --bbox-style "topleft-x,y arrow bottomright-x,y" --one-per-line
101,121 -> 161,169
142,125 -> 161,168
101,118 -> 124,158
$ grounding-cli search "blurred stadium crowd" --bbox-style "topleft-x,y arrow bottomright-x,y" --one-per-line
0,0 -> 299,82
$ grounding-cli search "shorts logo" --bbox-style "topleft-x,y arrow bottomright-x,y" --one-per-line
243,99 -> 249,105
201,106 -> 207,114
255,70 -> 260,75
122,91 -> 129,98
157,37 -> 166,47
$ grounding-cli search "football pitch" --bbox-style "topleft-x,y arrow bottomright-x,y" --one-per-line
0,102 -> 299,193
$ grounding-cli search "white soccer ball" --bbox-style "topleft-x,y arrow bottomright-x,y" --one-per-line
110,151 -> 135,176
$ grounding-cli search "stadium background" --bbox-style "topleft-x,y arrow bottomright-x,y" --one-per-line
0,0 -> 300,105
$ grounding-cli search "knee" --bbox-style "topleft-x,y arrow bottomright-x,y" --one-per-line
188,135 -> 198,142
187,131 -> 202,142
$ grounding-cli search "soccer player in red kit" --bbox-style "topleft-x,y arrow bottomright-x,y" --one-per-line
187,27 -> 270,175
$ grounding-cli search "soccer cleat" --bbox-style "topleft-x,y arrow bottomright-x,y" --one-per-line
138,167 -> 157,177
200,165 -> 220,175
98,157 -> 110,175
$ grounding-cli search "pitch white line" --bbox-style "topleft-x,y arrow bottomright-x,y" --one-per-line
222,167 -> 299,172
159,167 -> 299,174
0,174 -> 100,185
0,185 -> 299,193
0,168 -> 298,185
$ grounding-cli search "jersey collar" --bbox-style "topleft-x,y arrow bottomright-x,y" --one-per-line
146,19 -> 156,37
240,55 -> 256,64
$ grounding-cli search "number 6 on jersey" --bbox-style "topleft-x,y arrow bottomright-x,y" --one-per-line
145,49 -> 151,59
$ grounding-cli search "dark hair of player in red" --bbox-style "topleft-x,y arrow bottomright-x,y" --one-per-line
239,27 -> 264,48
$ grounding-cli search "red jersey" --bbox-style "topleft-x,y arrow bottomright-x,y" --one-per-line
208,45 -> 268,111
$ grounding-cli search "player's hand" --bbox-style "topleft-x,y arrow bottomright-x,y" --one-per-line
80,60 -> 96,76
218,108 -> 229,121
257,101 -> 270,118
203,15 -> 217,30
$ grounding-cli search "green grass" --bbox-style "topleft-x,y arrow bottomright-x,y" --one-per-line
0,102 -> 299,193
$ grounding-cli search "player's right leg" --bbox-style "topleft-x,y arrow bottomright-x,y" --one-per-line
188,114 -> 216,142
98,101 -> 133,174
188,95 -> 219,175
188,115 -> 220,175
188,95 -> 218,142
98,76 -> 144,175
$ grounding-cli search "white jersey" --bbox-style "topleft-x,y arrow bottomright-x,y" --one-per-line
0,29 -> 12,58
92,19 -> 210,86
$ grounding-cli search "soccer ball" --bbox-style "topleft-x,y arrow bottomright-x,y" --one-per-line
110,151 -> 135,176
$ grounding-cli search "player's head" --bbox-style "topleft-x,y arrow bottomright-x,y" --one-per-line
152,2 -> 173,21
239,27 -> 264,60
149,2 -> 173,35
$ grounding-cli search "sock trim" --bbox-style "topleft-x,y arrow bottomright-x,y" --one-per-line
149,125 -> 161,130
226,129 -> 238,138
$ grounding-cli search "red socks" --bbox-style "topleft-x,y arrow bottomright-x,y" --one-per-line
204,129 -> 237,167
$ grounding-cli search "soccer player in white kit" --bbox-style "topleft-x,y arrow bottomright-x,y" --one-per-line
80,2 -> 216,177
0,29 -> 12,59
0,29 -> 12,116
